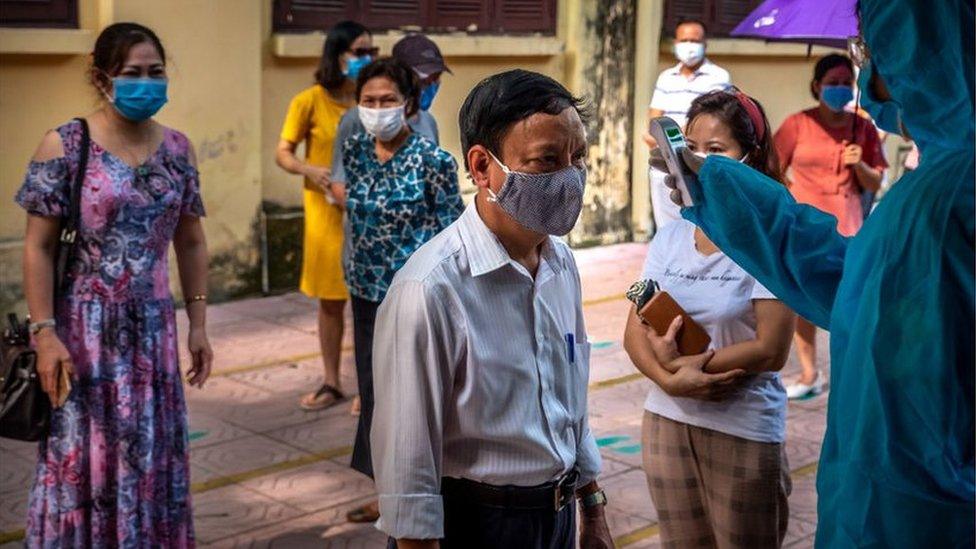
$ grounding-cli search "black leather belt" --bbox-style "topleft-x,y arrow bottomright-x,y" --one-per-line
441,469 -> 579,512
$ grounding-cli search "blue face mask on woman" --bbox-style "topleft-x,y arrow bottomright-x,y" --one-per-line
419,82 -> 440,111
821,85 -> 854,113
109,77 -> 168,121
344,55 -> 372,80
857,62 -> 904,135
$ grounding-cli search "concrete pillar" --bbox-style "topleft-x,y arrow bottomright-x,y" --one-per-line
568,0 -> 637,247
630,0 -> 665,240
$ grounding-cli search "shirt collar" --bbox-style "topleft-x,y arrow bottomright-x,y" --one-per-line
457,201 -> 564,278
668,58 -> 714,77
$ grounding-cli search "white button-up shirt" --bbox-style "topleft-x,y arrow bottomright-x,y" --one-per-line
650,59 -> 732,128
371,201 -> 601,540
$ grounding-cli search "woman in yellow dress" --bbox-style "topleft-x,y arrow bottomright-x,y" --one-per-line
275,21 -> 376,410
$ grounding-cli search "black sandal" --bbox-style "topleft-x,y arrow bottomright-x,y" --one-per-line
299,383 -> 345,411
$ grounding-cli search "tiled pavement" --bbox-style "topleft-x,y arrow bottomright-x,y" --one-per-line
0,242 -> 831,548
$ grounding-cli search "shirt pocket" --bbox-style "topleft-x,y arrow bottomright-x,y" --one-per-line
571,340 -> 592,419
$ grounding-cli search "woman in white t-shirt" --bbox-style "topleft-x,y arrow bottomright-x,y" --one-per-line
625,90 -> 797,548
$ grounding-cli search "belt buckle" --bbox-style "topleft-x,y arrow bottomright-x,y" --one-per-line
553,470 -> 578,512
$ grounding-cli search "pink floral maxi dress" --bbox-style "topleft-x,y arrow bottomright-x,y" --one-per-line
15,119 -> 204,547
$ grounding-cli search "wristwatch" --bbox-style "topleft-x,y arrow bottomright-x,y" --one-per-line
29,318 -> 56,336
578,488 -> 608,509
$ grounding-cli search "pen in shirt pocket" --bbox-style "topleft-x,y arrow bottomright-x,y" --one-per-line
565,333 -> 575,363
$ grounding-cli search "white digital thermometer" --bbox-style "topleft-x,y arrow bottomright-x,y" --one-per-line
649,116 -> 698,207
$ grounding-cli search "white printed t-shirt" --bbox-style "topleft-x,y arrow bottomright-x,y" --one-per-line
640,219 -> 787,443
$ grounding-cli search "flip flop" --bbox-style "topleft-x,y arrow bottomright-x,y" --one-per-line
299,383 -> 345,411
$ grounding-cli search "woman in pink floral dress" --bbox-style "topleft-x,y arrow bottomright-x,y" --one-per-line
16,23 -> 212,547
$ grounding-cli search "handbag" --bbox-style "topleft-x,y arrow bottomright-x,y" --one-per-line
0,117 -> 90,441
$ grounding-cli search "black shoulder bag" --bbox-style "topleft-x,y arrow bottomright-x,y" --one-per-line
0,117 -> 90,441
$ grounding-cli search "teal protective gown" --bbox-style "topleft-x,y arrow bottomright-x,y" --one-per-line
681,0 -> 975,546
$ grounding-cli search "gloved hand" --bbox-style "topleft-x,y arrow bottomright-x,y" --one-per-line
649,147 -> 705,206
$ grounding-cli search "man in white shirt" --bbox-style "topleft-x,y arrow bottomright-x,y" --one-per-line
643,19 -> 731,228
371,70 -> 611,549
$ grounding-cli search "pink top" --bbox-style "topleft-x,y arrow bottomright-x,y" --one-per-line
774,108 -> 887,236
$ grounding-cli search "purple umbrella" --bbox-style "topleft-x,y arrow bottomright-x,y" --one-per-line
730,0 -> 858,48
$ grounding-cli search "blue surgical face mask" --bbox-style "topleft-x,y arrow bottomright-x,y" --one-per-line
108,77 -> 168,121
344,55 -> 371,80
419,81 -> 440,111
857,62 -> 904,135
821,85 -> 854,113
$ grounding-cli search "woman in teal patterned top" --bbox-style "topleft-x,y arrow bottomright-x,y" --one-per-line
339,57 -> 462,523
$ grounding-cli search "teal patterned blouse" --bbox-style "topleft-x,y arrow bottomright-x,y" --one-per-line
342,131 -> 463,302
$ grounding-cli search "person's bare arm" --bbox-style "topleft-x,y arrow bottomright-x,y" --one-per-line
646,300 -> 795,375
275,138 -> 332,194
624,306 -> 745,400
643,107 -> 665,148
841,141 -> 883,192
703,300 -> 795,373
22,130 -> 73,406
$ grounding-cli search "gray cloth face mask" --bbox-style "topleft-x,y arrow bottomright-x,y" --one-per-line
485,150 -> 586,236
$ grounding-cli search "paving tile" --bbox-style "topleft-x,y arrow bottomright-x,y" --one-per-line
192,485 -> 304,544
602,469 -> 657,521
197,318 -> 321,376
0,453 -> 34,497
239,460 -> 374,514
229,358 -> 358,399
0,439 -> 37,462
604,505 -> 656,544
210,498 -> 385,548
786,533 -> 815,548
0,489 -> 27,537
191,434 -> 310,481
600,455 -> 638,480
787,472 -> 819,527
784,516 -> 818,547
187,410 -> 253,450
623,533 -> 662,549
263,415 -> 359,455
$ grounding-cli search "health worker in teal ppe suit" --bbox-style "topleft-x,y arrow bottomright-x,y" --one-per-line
655,0 -> 974,546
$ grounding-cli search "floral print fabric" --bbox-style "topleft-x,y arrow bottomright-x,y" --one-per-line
15,119 -> 204,548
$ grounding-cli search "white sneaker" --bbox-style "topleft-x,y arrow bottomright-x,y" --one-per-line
786,371 -> 826,400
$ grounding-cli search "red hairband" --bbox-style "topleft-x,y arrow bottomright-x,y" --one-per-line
734,91 -> 766,142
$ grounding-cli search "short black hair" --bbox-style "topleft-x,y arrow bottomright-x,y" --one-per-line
810,53 -> 853,99
315,20 -> 370,94
459,69 -> 588,170
676,18 -> 708,36
355,57 -> 421,118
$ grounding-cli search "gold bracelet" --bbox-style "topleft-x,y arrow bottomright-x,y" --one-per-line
186,294 -> 207,305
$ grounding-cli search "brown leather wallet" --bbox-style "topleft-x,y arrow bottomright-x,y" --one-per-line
638,291 -> 711,355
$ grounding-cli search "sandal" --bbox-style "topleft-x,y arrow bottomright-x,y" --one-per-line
299,383 -> 345,411
346,501 -> 379,523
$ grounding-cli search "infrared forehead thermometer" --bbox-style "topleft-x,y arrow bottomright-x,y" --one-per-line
649,116 -> 698,207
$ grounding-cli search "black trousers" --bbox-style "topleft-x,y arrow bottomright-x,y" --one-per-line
387,498 -> 576,549
350,295 -> 380,478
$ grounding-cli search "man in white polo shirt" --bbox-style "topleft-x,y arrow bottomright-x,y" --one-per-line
643,18 -> 731,228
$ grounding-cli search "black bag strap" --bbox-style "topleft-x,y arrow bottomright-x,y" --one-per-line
54,117 -> 90,300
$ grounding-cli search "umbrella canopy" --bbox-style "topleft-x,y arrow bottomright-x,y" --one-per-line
730,0 -> 858,48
